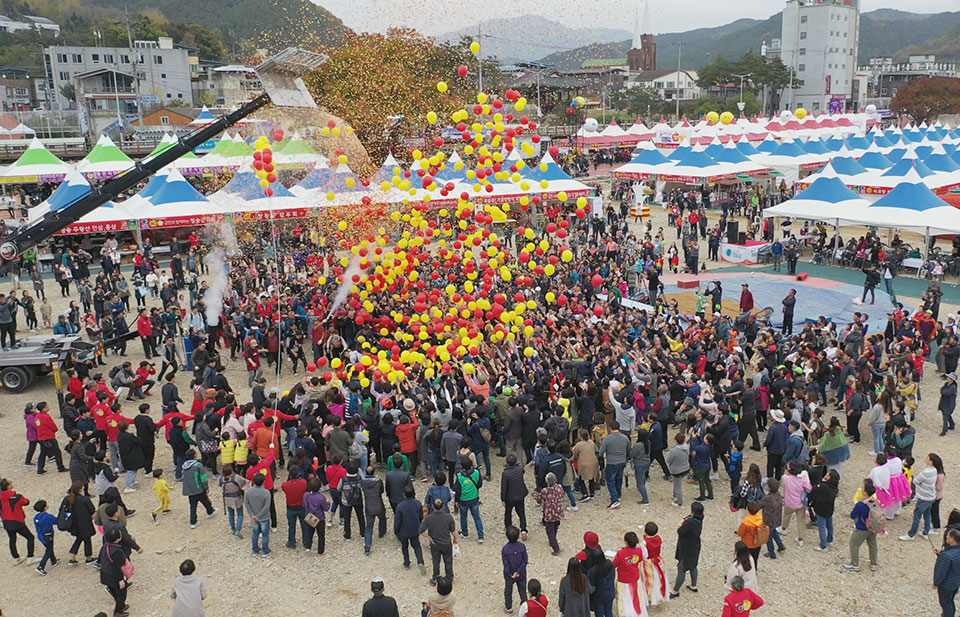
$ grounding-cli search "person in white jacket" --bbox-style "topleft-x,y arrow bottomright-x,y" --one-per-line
900,453 -> 944,540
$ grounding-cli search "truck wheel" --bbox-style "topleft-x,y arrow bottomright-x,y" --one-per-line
0,366 -> 28,392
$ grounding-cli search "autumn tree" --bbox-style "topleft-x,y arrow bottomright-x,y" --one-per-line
304,29 -> 498,162
891,77 -> 960,122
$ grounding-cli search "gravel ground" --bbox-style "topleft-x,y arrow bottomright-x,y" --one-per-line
1,198 -> 958,617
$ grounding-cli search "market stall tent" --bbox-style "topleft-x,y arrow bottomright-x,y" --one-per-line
0,137 -> 73,183
29,169 -> 136,233
841,171 -> 960,241
75,134 -> 136,179
126,169 -> 224,229
762,175 -> 870,223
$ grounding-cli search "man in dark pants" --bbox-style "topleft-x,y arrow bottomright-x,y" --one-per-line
394,486 -> 425,573
500,454 -> 529,538
419,498 -> 458,585
135,403 -> 157,473
361,466 -> 387,556
935,528 -> 960,617
781,289 -> 797,336
763,409 -> 788,480
181,450 -> 218,527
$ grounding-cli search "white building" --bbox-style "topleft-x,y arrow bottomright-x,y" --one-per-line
45,37 -> 195,136
0,14 -> 59,34
779,0 -> 860,113
627,70 -> 700,103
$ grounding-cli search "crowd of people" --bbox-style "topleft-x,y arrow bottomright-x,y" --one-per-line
1,190 -> 960,617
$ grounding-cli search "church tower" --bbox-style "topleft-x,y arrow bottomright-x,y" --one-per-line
627,0 -> 656,72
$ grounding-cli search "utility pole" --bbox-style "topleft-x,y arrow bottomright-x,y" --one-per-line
675,41 -> 682,119
477,23 -> 483,93
125,6 -> 143,127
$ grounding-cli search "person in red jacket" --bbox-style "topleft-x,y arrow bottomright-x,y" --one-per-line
104,406 -> 136,473
0,478 -> 36,563
134,361 -> 156,398
613,531 -> 649,617
722,575 -> 764,617
67,370 -> 87,401
137,307 -> 157,359
34,401 -> 66,475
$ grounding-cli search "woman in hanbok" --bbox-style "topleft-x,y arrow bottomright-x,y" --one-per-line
641,522 -> 668,606
613,532 -> 648,617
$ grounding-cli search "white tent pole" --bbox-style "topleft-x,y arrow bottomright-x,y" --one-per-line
923,226 -> 930,262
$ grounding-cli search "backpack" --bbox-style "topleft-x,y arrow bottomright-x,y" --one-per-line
755,524 -> 771,546
347,439 -> 363,462
479,426 -> 492,443
109,365 -> 122,379
340,477 -> 361,506
56,497 -> 73,532
864,499 -> 886,534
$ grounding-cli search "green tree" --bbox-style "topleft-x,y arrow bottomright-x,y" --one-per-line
695,54 -> 734,96
611,86 -> 662,117
96,16 -> 167,47
693,91 -> 762,117
163,22 -> 227,61
59,83 -> 75,102
891,77 -> 960,122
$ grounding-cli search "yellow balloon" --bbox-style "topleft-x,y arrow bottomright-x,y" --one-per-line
427,111 -> 438,124
706,111 -> 720,124
338,221 -> 347,231
719,111 -> 734,125
259,179 -> 269,188
561,249 -> 573,262
524,346 -> 535,357
470,41 -> 480,54
437,81 -> 448,93
523,325 -> 534,337
331,358 -> 342,369
795,107 -> 808,120
545,292 -> 556,303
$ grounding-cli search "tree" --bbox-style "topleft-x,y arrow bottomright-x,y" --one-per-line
59,83 -> 75,103
692,91 -> 762,117
695,54 -> 734,97
697,52 -> 796,115
611,86 -> 662,117
891,77 -> 960,122
304,29 -> 498,161
164,23 -> 227,61
97,17 -> 167,48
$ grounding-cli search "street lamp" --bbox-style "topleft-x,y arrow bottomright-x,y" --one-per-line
733,73 -> 752,105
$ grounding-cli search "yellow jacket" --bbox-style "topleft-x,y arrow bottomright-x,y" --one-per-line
221,438 -> 237,465
234,439 -> 249,464
154,478 -> 173,500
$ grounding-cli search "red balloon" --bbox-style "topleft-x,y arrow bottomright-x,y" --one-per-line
593,305 -> 604,317
306,362 -> 317,372
591,274 -> 603,287
252,160 -> 263,171
327,120 -> 337,129
253,151 -> 262,161
266,173 -> 277,183
557,294 -> 568,306
264,187 -> 273,197
546,222 -> 557,234
550,146 -> 560,157
458,65 -> 468,77
434,137 -> 444,147
273,128 -> 285,142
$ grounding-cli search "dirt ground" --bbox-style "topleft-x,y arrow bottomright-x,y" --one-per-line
1,198 -> 958,617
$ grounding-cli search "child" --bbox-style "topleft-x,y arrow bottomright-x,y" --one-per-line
642,521 -> 669,606
518,579 -> 548,617
40,297 -> 52,328
33,500 -> 57,575
425,472 -> 452,514
325,454 -> 347,527
722,575 -> 763,617
726,441 -> 744,496
152,468 -> 173,523
232,432 -> 249,476
502,526 -> 528,614
423,577 -> 456,617
221,434 -> 237,469
171,559 -> 207,617
219,465 -> 246,538
759,478 -> 786,558
902,456 -> 916,503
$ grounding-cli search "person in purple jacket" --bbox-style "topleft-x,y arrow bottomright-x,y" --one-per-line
303,477 -> 330,555
502,525 -> 528,613
23,402 -> 39,467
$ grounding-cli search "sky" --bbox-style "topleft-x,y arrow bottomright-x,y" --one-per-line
313,0 -> 959,36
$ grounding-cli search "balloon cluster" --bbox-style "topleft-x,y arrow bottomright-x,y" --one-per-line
253,129 -> 284,197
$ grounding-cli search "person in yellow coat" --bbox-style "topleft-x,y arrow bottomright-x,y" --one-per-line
152,468 -> 173,524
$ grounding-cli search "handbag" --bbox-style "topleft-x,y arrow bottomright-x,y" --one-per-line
199,439 -> 219,454
304,512 -> 321,528
121,557 -> 135,580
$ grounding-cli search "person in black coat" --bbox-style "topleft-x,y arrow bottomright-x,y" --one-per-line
65,482 -> 97,564
134,404 -> 158,474
116,422 -> 145,491
671,501 -> 704,598
520,401 -> 540,464
393,487 -> 424,571
98,527 -> 130,616
501,454 -> 529,535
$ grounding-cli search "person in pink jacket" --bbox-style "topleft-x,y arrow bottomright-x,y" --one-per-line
23,402 -> 39,467
780,461 -> 812,547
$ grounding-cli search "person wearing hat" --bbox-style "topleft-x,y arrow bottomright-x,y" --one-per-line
739,284 -> 754,315
361,577 -> 399,617
939,373 -> 958,437
763,409 -> 789,480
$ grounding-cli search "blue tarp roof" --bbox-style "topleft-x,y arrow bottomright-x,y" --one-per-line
150,175 -> 208,206
802,139 -> 829,155
297,166 -> 335,190
870,181 -> 949,211
826,156 -> 868,177
525,153 -> 579,182
627,147 -> 671,167
48,170 -> 92,212
767,140 -> 807,158
796,176 -> 864,204
736,140 -> 761,157
756,139 -> 779,154
857,151 -> 893,170
220,171 -> 295,199
925,153 -> 960,173
881,158 -> 936,178
667,145 -> 692,160
673,149 -> 721,169
844,135 -> 870,151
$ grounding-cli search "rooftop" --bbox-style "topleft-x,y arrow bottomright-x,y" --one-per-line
581,58 -> 628,69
